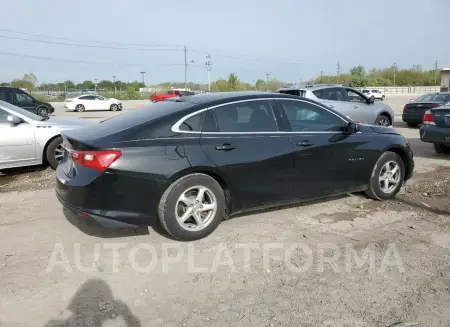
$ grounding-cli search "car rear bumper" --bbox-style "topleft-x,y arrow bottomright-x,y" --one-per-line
420,125 -> 450,145
55,166 -> 168,228
402,110 -> 425,123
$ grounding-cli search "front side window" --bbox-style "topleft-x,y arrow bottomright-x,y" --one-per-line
314,88 -> 346,101
347,90 -> 368,103
213,100 -> 278,132
178,111 -> 207,132
15,92 -> 34,105
277,100 -> 344,132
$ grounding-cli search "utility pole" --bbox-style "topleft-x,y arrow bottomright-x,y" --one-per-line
393,63 -> 397,86
434,60 -> 439,85
94,78 -> 98,93
336,61 -> 340,84
140,72 -> 146,86
320,71 -> 324,83
265,72 -> 271,91
184,46 -> 188,90
205,53 -> 212,92
113,75 -> 116,98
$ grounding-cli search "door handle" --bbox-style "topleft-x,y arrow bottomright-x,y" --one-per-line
328,105 -> 334,109
215,143 -> 235,151
353,105 -> 359,109
297,140 -> 313,147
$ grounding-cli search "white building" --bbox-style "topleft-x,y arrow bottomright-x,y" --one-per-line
441,68 -> 450,92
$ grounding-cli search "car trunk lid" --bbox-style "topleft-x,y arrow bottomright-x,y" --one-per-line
403,101 -> 442,114
429,107 -> 450,128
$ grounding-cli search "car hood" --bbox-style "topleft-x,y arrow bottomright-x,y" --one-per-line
36,116 -> 97,127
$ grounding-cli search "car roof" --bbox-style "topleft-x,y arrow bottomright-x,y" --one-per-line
173,91 -> 306,105
278,84 -> 349,92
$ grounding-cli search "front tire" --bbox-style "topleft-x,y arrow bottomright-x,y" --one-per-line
375,114 -> 391,126
365,151 -> 405,200
75,104 -> 85,112
433,143 -> 450,154
46,136 -> 64,170
158,173 -> 225,241
110,104 -> 119,111
381,95 -> 385,101
37,107 -> 49,116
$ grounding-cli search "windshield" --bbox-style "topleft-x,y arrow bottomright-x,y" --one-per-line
0,100 -> 44,120
415,93 -> 450,103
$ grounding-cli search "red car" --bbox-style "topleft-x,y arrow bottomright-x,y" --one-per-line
149,90 -> 195,102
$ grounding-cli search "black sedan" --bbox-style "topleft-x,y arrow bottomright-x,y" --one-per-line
55,92 -> 414,241
420,104 -> 450,154
402,92 -> 450,127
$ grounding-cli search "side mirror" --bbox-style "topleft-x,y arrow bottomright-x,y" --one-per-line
7,115 -> 22,125
346,121 -> 359,133
367,97 -> 375,104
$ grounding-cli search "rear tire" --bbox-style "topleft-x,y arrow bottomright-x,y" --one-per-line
158,173 -> 225,241
433,143 -> 450,154
37,106 -> 49,116
75,104 -> 85,112
406,122 -> 419,128
46,136 -> 64,170
375,114 -> 391,126
365,151 -> 405,201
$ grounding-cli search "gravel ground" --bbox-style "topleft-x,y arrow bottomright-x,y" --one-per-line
1,97 -> 450,326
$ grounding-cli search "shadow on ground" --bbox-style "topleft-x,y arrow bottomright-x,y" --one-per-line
44,278 -> 141,327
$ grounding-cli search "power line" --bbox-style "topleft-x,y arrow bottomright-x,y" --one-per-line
0,34 -> 181,51
0,27 -> 183,48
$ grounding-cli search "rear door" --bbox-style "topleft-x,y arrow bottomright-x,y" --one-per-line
199,99 -> 295,209
275,98 -> 371,199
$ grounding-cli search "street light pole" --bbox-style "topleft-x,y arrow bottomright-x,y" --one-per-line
140,72 -> 146,87
205,54 -> 212,92
94,78 -> 98,93
265,72 -> 271,91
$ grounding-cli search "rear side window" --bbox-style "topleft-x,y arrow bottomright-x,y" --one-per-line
212,100 -> 278,132
277,100 -> 343,132
178,111 -> 206,132
0,89 -> 13,103
278,89 -> 305,97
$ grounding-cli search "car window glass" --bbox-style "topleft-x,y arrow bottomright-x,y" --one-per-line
0,89 -> 13,103
278,100 -> 343,132
179,111 -> 206,132
213,100 -> 278,132
347,90 -> 367,103
0,108 -> 9,123
15,92 -> 34,105
320,88 -> 346,101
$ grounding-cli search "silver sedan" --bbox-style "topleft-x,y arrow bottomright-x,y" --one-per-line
0,100 -> 96,170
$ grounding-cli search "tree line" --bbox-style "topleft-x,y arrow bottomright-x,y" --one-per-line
0,65 -> 441,96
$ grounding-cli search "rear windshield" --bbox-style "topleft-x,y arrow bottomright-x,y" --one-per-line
98,100 -> 195,132
278,89 -> 305,97
415,93 -> 450,103
362,90 -> 370,93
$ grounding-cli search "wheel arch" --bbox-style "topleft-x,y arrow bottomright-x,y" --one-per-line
383,146 -> 412,181
167,166 -> 235,218
378,111 -> 393,125
42,134 -> 62,164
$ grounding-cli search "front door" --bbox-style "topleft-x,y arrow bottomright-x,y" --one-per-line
344,89 -> 376,124
275,99 -> 369,200
199,99 -> 295,209
13,90 -> 37,114
0,109 -> 36,168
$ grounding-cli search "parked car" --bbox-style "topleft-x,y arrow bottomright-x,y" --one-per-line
64,94 -> 123,112
419,103 -> 450,154
278,85 -> 394,126
0,86 -> 55,116
55,92 -> 414,241
361,89 -> 385,101
0,100 -> 95,170
150,90 -> 195,102
402,92 -> 450,128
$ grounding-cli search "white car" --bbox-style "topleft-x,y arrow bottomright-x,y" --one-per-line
64,94 -> 123,112
361,89 -> 386,101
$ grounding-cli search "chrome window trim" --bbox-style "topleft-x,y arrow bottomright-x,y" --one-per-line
171,97 -> 350,135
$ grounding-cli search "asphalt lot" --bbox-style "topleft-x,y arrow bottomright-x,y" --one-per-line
2,94 -> 450,326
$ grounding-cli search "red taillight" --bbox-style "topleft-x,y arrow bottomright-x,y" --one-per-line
71,150 -> 122,172
423,110 -> 435,125
403,105 -> 408,111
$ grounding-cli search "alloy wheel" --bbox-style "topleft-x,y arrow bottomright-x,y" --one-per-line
378,117 -> 390,126
175,186 -> 217,231
379,161 -> 401,194
54,144 -> 64,163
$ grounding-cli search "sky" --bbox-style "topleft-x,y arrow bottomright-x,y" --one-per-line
1,0 -> 449,85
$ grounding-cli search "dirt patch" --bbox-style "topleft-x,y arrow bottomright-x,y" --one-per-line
0,166 -> 55,193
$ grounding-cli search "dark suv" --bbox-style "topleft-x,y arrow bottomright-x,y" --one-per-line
0,87 -> 55,116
